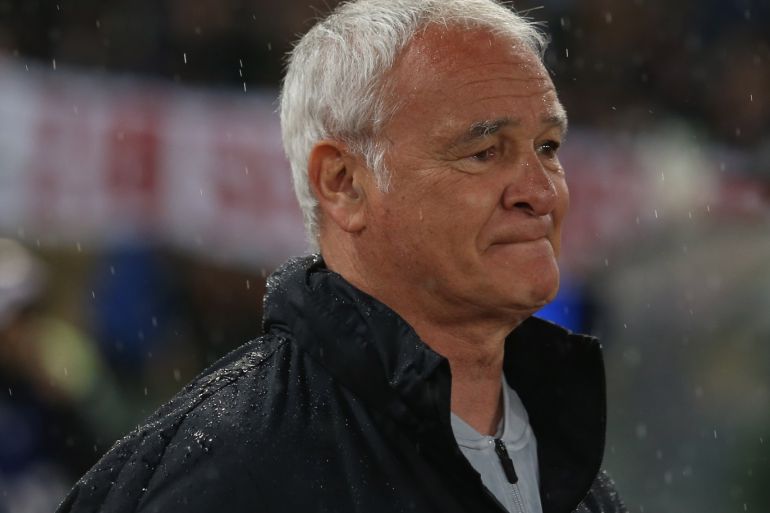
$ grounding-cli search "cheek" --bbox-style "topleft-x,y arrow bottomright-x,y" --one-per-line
422,189 -> 487,233
551,179 -> 570,254
460,191 -> 488,210
556,178 -> 570,224
377,170 -> 496,248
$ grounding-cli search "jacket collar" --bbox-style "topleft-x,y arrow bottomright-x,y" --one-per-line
263,255 -> 606,513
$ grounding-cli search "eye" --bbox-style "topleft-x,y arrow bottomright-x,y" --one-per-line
537,140 -> 561,159
470,146 -> 498,162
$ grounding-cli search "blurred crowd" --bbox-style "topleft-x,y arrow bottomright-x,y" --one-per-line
0,240 -> 266,512
0,0 -> 768,512
1,0 -> 768,153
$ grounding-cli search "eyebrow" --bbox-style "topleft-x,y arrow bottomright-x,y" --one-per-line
449,112 -> 569,149
544,112 -> 569,136
457,117 -> 516,146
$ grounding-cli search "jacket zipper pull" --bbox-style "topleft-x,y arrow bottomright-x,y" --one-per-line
493,439 -> 519,484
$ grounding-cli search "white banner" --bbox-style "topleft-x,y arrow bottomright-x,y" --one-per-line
0,59 -> 307,267
0,59 -> 765,270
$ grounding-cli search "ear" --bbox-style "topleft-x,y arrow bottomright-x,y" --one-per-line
307,141 -> 368,234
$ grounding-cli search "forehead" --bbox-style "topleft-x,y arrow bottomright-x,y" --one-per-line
384,25 -> 562,134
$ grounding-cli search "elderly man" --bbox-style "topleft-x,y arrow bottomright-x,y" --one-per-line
59,1 -> 626,512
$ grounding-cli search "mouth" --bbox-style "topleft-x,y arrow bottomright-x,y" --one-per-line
484,233 -> 557,260
487,237 -> 553,256
490,234 -> 548,245
486,217 -> 553,249
488,225 -> 552,246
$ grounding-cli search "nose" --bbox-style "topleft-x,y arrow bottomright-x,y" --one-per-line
501,152 -> 558,216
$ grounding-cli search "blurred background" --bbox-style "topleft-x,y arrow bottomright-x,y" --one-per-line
0,0 -> 768,511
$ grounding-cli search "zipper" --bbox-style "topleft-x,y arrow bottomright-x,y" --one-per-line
494,438 -> 527,513
493,438 -> 518,484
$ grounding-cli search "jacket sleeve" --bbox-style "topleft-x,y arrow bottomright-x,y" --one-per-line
57,338 -> 279,513
56,413 -> 192,513
56,373 -> 249,512
575,470 -> 629,513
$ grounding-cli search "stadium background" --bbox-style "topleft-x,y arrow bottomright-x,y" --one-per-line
0,0 -> 768,511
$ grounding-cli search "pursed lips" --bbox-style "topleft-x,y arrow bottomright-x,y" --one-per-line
486,217 -> 553,247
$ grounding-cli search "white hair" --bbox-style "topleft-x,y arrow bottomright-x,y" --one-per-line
279,0 -> 548,247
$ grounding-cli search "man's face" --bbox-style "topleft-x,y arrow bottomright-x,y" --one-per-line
357,27 -> 569,323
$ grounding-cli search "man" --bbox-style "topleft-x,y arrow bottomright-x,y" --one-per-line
59,1 -> 626,512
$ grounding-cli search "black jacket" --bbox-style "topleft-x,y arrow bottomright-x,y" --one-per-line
59,255 -> 626,513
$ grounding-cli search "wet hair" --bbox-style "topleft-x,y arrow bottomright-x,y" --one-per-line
279,0 -> 548,246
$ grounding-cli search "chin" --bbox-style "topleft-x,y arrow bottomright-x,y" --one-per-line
501,265 -> 561,312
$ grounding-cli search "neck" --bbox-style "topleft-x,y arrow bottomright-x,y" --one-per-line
322,242 -> 526,436
410,317 -> 510,436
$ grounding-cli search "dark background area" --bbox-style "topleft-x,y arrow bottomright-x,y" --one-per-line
2,0 -> 769,146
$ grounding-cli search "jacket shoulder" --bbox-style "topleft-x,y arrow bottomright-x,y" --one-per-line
57,334 -> 289,513
575,470 -> 628,513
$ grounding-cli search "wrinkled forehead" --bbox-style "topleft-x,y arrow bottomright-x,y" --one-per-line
412,23 -> 542,67
386,24 -> 554,106
381,25 -> 560,129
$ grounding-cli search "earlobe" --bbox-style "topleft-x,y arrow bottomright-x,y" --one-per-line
308,141 -> 368,234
